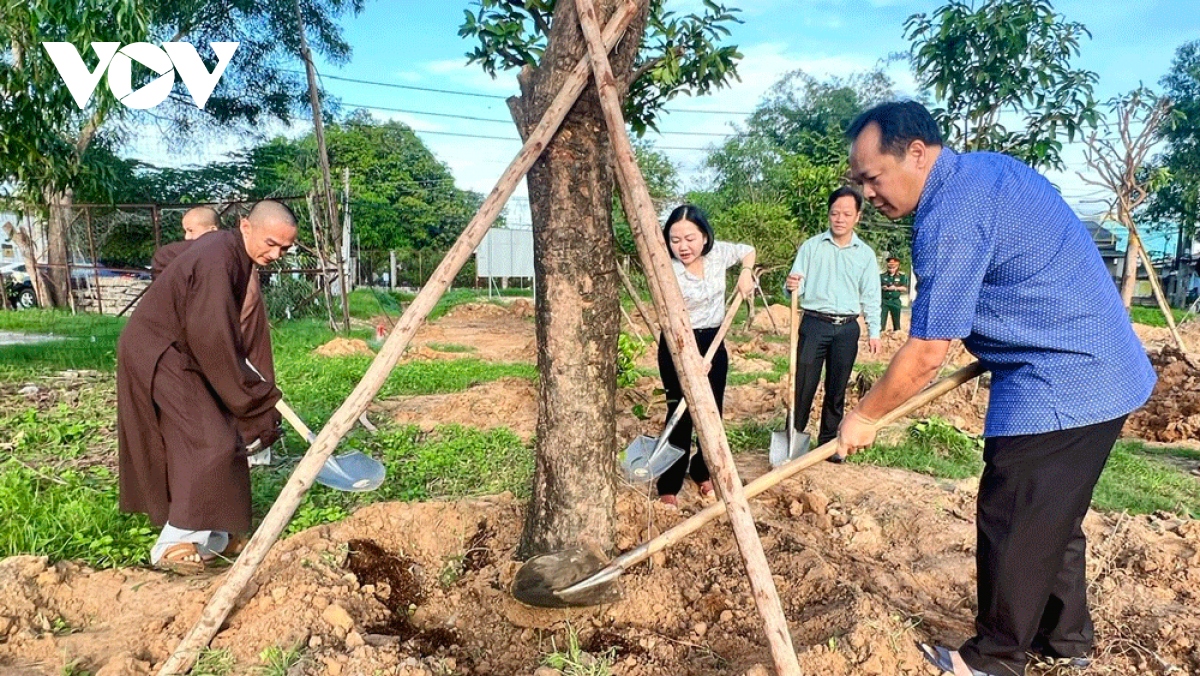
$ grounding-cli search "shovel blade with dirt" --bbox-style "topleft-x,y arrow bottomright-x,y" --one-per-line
511,362 -> 985,608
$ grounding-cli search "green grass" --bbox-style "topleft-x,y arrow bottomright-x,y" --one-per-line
1129,305 -> 1189,327
259,424 -> 534,537
851,417 -> 984,480
542,624 -> 616,676
426,342 -> 476,353
0,311 -> 125,376
1093,442 -> 1200,517
852,418 -> 1200,518
255,645 -> 303,676
0,463 -> 157,567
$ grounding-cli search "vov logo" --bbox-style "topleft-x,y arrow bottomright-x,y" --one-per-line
42,42 -> 238,110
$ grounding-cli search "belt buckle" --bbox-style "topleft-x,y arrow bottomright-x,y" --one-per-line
832,315 -> 849,325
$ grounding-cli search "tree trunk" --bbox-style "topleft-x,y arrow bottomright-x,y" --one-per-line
1119,205 -> 1138,310
45,188 -> 75,308
512,0 -> 649,559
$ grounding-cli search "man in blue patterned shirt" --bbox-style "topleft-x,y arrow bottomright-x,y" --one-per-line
838,102 -> 1156,676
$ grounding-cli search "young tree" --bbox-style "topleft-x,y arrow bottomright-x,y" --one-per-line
0,0 -> 364,306
459,0 -> 742,557
1079,88 -> 1174,308
904,0 -> 1100,171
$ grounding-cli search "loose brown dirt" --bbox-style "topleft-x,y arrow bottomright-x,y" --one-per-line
2,309 -> 1197,676
314,337 -> 376,357
0,460 -> 1195,675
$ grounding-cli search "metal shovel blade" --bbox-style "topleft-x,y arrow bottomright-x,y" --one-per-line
315,451 -> 387,492
511,547 -> 623,608
769,430 -> 811,468
620,435 -> 686,483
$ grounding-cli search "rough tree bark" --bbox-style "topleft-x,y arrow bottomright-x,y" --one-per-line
44,188 -> 74,307
510,0 -> 650,559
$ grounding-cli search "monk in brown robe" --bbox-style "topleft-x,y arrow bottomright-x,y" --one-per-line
117,201 -> 297,571
152,207 -> 274,381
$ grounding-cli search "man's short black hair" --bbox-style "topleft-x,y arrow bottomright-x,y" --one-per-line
847,101 -> 944,158
827,186 -> 863,212
663,204 -> 715,258
886,256 -> 900,263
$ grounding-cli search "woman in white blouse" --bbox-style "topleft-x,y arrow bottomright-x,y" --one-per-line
657,204 -> 756,506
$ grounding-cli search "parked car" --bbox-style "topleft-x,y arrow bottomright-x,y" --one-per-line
2,262 -> 150,309
1,263 -> 36,309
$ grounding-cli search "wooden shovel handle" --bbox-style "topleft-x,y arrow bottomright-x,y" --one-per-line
275,400 -> 317,443
656,291 -> 744,434
609,361 -> 984,571
706,290 -> 744,365
787,290 -> 800,413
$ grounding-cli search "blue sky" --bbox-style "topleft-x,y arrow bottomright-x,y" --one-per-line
131,1 -> 1200,225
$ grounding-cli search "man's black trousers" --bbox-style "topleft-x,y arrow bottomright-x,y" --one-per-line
792,314 -> 859,445
958,415 -> 1127,675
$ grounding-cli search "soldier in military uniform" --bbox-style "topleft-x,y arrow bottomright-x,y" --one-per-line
880,256 -> 908,332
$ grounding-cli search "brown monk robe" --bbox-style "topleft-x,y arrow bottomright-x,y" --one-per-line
151,237 -> 274,380
117,202 -> 296,540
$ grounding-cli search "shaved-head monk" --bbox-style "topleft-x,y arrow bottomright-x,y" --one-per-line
118,200 -> 298,572
181,206 -> 220,240
152,206 -> 275,381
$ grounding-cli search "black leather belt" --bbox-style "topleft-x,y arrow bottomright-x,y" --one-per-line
805,310 -> 857,325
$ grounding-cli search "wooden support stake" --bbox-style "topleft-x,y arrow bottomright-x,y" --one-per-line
617,259 -> 659,335
1130,230 -> 1198,367
574,2 -> 800,674
156,5 -> 645,674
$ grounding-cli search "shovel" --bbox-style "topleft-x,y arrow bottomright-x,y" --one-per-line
511,361 -> 985,607
274,401 -> 387,492
245,359 -> 387,492
621,291 -> 744,482
769,290 -> 810,467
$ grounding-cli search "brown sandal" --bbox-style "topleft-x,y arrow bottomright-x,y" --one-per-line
155,542 -> 208,574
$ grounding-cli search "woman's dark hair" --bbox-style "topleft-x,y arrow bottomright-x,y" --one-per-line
663,204 -> 715,258
846,101 -> 944,158
827,186 -> 863,212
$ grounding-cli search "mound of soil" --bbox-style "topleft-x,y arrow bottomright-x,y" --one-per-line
1127,346 -> 1200,443
314,337 -> 375,358
410,303 -> 535,363
379,378 -> 540,439
0,459 -> 1195,676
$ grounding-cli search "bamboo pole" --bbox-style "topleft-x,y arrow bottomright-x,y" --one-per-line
574,2 -> 799,673
156,5 -> 645,674
616,259 -> 659,335
293,0 -> 350,333
1130,229 -> 1198,368
306,191 -> 338,333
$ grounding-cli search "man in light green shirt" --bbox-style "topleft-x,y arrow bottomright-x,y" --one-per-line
783,186 -> 881,459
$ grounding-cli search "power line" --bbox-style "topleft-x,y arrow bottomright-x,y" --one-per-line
290,68 -> 757,115
341,101 -> 734,138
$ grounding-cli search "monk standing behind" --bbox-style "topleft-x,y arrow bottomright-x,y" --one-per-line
117,201 -> 297,572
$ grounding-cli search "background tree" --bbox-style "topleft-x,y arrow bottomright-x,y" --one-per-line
690,69 -> 901,295
904,0 -> 1100,171
459,0 -> 742,557
0,0 -> 364,306
1079,88 -> 1174,308
248,112 -> 485,251
1151,40 -> 1200,303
